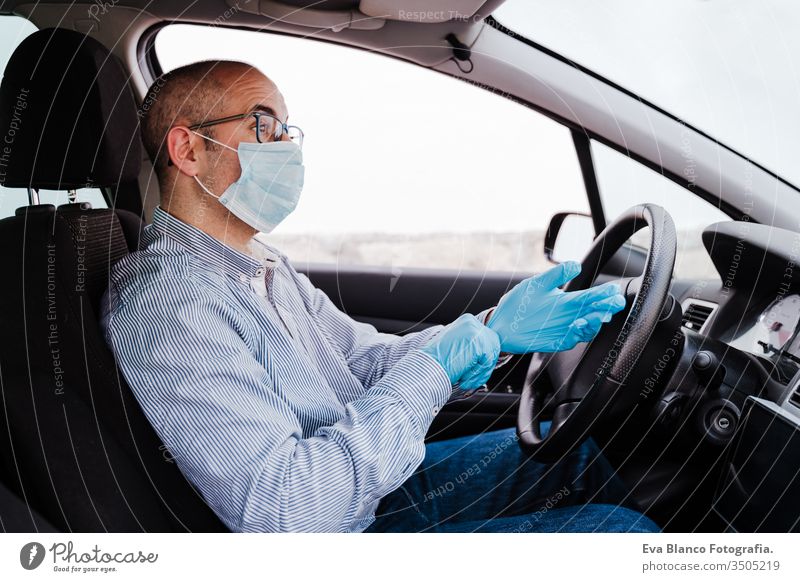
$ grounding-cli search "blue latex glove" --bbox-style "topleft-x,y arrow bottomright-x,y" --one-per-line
485,261 -> 627,354
420,313 -> 501,390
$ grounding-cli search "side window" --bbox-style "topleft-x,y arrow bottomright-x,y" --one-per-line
0,16 -> 107,218
591,140 -> 728,280
155,24 -> 590,273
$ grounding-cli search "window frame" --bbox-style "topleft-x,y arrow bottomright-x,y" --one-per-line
139,19 -> 740,252
139,21 -> 598,228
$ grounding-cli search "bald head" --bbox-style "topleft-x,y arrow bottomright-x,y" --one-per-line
140,60 -> 256,186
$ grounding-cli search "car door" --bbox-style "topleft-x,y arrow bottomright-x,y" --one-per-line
150,24 -> 595,440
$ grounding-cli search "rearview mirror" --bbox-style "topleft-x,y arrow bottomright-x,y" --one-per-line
544,212 -> 595,263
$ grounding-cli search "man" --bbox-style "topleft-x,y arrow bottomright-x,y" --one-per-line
101,60 -> 659,533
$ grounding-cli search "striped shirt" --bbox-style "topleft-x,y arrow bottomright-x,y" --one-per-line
100,206 -> 486,533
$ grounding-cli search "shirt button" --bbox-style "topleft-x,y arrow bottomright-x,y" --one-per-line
432,405 -> 440,415
255,267 -> 265,277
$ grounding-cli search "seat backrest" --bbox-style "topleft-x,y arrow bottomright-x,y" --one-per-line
0,476 -> 58,533
0,28 -> 227,532
0,204 -> 227,531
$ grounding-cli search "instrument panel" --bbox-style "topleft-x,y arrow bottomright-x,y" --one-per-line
726,293 -> 800,382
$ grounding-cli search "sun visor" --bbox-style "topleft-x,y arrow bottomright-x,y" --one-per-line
360,0 -> 492,23
230,0 -> 504,30
234,1 -> 385,31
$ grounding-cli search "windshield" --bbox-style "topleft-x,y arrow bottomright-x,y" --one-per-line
494,0 -> 800,188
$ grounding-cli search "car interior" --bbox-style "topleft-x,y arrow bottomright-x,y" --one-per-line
0,0 -> 799,534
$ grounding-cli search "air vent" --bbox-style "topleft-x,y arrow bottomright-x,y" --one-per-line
680,299 -> 717,333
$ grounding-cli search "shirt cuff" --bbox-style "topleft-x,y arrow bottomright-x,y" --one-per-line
370,349 -> 452,437
477,307 -> 495,325
475,307 -> 511,369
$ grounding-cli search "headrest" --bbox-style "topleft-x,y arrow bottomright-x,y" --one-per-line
0,28 -> 141,190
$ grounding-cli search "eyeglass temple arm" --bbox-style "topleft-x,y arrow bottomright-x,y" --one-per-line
166,114 -> 250,166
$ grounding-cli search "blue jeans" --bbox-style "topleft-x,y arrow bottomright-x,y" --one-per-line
365,422 -> 660,533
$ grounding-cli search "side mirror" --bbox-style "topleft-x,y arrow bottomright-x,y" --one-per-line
544,212 -> 595,263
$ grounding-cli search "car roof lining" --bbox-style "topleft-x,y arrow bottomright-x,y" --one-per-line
10,1 -> 500,92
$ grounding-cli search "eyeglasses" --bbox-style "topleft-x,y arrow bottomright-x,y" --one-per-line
167,111 -> 304,166
189,111 -> 304,147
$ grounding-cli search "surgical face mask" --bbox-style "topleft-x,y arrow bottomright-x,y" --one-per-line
192,131 -> 305,233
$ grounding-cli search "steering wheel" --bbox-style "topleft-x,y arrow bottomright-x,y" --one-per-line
517,204 -> 677,462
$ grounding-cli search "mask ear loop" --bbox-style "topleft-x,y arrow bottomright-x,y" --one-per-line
193,175 -> 221,199
193,130 -> 238,152
191,130 -> 239,200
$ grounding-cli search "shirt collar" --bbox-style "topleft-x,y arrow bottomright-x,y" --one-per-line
149,206 -> 282,280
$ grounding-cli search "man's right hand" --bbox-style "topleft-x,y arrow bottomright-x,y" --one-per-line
485,261 -> 626,354
420,313 -> 501,390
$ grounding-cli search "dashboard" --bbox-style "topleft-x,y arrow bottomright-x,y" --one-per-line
685,221 -> 800,532
669,221 -> 800,532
